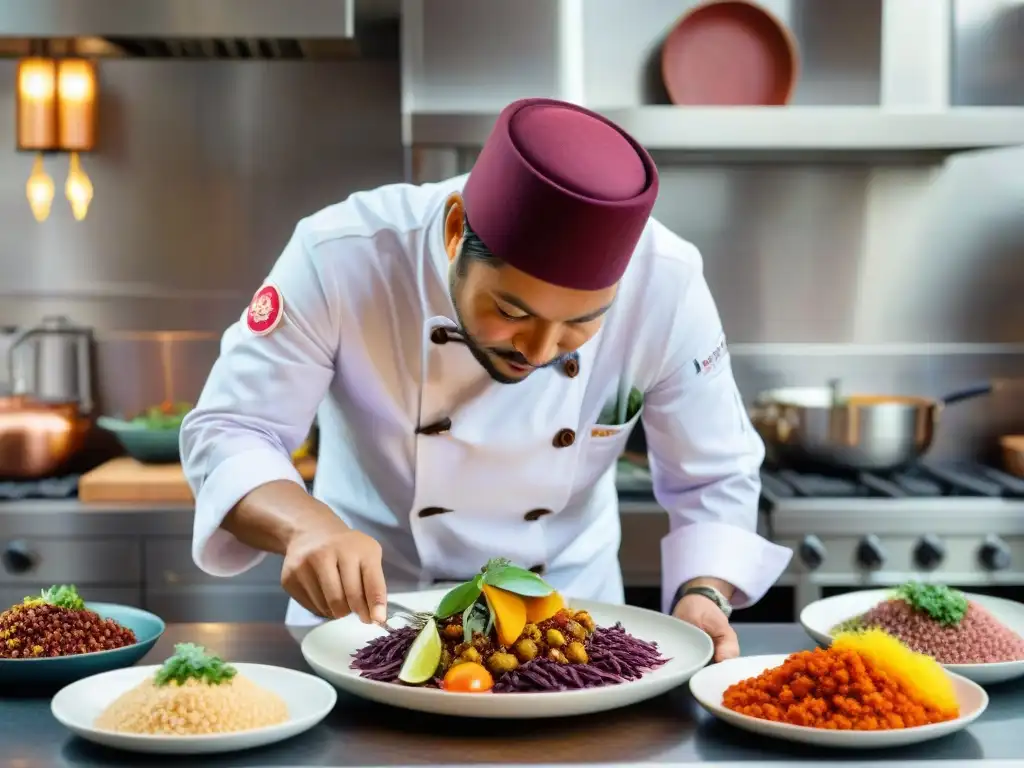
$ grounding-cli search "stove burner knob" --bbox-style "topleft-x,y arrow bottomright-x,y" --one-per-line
798,535 -> 827,570
979,536 -> 1012,572
913,535 -> 945,570
855,535 -> 887,570
1,540 -> 36,575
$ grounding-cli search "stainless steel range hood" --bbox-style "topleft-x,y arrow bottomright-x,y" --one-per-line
0,0 -> 374,60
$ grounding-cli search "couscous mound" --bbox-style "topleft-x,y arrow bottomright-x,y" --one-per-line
95,642 -> 288,736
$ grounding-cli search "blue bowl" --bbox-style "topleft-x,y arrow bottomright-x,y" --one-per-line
96,416 -> 182,464
0,602 -> 165,687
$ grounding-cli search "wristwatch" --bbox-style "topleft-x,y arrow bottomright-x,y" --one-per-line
673,584 -> 733,618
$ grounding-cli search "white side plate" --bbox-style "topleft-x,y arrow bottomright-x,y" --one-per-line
799,589 -> 1024,685
690,654 -> 988,749
51,663 -> 337,755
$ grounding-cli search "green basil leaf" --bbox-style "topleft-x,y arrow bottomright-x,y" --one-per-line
436,579 -> 482,619
482,566 -> 553,597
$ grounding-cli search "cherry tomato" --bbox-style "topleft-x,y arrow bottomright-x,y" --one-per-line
442,661 -> 494,693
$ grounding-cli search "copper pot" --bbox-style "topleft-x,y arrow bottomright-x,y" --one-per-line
0,395 -> 91,479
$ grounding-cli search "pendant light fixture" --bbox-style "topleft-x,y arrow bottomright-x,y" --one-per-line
14,40 -> 100,222
16,45 -> 58,222
57,56 -> 98,221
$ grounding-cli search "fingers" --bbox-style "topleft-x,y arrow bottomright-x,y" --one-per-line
292,566 -> 331,619
361,558 -> 388,626
712,624 -> 740,662
316,554 -> 351,619
339,556 -> 369,623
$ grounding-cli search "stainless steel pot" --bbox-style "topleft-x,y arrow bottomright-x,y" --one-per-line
749,382 -> 999,472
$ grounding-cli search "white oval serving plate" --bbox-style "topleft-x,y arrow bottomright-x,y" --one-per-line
301,588 -> 713,719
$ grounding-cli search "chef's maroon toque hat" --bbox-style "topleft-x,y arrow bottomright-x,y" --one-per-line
461,98 -> 659,291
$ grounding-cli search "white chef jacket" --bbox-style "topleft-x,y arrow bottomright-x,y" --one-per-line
181,173 -> 792,626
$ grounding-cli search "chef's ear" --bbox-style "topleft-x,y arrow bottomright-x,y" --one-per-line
443,193 -> 465,264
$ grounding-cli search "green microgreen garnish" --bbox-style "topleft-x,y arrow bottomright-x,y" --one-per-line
894,582 -> 968,626
154,643 -> 237,686
28,584 -> 85,611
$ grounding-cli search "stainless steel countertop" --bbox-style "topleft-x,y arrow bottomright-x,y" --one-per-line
1,623 -> 1021,766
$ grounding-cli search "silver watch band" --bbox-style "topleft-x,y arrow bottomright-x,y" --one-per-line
673,584 -> 733,618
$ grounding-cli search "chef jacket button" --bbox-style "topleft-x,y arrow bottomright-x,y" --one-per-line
553,428 -> 576,448
524,508 -> 552,522
418,506 -> 451,518
563,355 -> 579,379
416,417 -> 452,436
529,564 -> 546,575
430,327 -> 449,345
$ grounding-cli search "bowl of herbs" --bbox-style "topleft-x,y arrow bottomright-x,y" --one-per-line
96,401 -> 192,464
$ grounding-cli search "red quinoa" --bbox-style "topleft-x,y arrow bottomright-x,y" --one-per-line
0,600 -> 136,658
854,598 -> 1024,664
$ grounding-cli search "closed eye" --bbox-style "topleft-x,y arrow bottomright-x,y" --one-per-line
496,303 -> 528,321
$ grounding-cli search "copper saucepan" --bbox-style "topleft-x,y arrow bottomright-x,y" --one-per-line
749,381 -> 1000,472
0,394 -> 92,479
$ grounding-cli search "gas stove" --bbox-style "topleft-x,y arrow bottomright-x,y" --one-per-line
761,462 -> 1024,610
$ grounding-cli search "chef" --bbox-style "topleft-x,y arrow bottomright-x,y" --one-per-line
180,97 -> 792,662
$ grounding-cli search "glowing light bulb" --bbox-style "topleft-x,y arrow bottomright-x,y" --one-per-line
26,153 -> 55,223
64,152 -> 94,221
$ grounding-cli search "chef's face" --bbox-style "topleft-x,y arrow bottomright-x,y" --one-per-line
443,194 -> 616,384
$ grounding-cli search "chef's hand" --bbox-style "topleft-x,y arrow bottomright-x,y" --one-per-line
281,516 -> 388,625
672,590 -> 740,663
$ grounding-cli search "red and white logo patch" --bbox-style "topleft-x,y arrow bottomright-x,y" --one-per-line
246,283 -> 284,336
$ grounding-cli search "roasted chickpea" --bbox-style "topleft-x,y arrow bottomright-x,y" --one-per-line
522,623 -> 541,641
547,648 -> 568,664
460,646 -> 482,664
443,624 -> 464,640
573,611 -> 596,632
513,638 -> 539,662
545,628 -> 566,648
564,620 -> 587,641
471,634 -> 490,652
565,641 -> 588,664
487,651 -> 519,675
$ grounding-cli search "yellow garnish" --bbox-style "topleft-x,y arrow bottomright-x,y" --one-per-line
833,628 -> 959,717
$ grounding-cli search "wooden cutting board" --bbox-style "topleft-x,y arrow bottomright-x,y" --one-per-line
79,456 -> 318,503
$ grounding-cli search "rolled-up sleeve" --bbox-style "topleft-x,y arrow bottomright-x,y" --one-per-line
180,222 -> 337,577
642,251 -> 792,614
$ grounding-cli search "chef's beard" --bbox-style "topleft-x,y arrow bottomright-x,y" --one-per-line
450,274 -> 566,385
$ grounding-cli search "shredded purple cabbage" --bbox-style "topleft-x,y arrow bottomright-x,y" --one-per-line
349,622 -> 669,693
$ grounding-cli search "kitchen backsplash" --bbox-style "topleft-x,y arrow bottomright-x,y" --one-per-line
0,43 -> 1020,458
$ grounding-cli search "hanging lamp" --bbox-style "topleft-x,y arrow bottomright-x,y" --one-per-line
57,51 -> 98,221
16,42 -> 57,222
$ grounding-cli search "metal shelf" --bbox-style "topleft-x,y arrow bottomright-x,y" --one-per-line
408,107 -> 1024,154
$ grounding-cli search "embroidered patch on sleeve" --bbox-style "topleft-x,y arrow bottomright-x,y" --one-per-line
692,332 -> 728,376
246,283 -> 284,336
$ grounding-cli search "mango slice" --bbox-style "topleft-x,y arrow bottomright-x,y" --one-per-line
525,591 -> 565,624
481,584 -> 527,647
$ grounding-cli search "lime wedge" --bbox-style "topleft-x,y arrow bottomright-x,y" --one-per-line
398,617 -> 442,684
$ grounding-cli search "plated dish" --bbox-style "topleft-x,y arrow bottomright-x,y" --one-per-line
690,629 -> 988,748
301,560 -> 714,718
800,583 -> 1024,684
0,585 -> 164,685
1,585 -> 136,658
52,643 -> 336,754
352,559 -> 669,693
